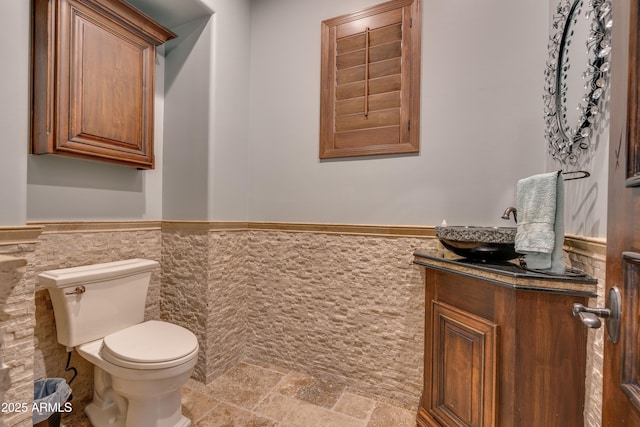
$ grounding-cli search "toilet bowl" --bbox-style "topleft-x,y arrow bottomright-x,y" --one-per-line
78,321 -> 198,427
39,259 -> 199,427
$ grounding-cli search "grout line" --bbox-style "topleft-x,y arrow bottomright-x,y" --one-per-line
252,370 -> 293,410
363,401 -> 376,426
181,383 -> 223,424
192,400 -> 222,425
212,398 -> 280,424
331,389 -> 347,411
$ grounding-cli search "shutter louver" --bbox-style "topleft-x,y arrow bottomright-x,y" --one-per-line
320,0 -> 421,158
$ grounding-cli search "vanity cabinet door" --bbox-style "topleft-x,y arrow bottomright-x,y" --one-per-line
427,301 -> 497,427
31,0 -> 175,169
417,265 -> 588,427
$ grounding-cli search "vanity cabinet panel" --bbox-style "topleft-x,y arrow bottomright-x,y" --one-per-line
31,0 -> 175,169
430,301 -> 497,427
418,267 -> 588,427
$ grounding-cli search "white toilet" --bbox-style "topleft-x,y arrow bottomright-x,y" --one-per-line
39,259 -> 199,427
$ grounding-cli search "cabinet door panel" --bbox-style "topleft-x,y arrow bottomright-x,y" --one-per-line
73,17 -> 144,148
430,301 -> 497,427
31,0 -> 175,169
62,0 -> 153,164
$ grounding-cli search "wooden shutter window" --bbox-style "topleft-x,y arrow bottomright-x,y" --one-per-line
320,0 -> 421,159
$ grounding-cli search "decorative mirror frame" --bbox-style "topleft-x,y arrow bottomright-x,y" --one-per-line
543,0 -> 612,166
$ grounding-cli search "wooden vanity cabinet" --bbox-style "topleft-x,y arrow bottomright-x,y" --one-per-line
418,267 -> 589,427
31,0 -> 175,169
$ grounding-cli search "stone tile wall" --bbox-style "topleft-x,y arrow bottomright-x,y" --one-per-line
30,225 -> 162,411
161,228 -> 210,382
0,242 -> 34,427
161,224 -> 249,384
0,256 -> 27,412
565,236 -> 606,427
246,230 -> 437,409
160,224 -> 436,409
0,223 -> 607,426
205,231 -> 249,383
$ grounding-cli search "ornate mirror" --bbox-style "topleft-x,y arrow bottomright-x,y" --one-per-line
543,0 -> 612,166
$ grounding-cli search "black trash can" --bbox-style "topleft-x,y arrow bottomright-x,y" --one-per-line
32,378 -> 72,427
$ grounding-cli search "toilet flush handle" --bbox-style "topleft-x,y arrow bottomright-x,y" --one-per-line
65,285 -> 86,295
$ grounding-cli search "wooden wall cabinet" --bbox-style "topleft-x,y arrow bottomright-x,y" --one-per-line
415,257 -> 595,427
31,0 -> 175,169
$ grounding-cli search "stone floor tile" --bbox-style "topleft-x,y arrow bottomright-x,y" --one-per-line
181,386 -> 220,423
218,363 -> 285,388
205,363 -> 285,410
61,363 -> 417,427
195,402 -> 277,427
345,388 -> 418,412
253,391 -> 301,422
205,380 -> 271,411
333,392 -> 376,420
184,377 -> 212,394
281,401 -> 365,427
366,401 -> 416,427
275,371 -> 346,409
274,371 -> 314,395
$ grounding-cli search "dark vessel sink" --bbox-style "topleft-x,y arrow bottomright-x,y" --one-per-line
436,225 -> 521,262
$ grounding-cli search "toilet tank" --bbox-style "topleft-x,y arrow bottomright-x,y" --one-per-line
39,259 -> 159,348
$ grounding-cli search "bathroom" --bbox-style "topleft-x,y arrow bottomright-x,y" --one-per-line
0,0 -> 618,425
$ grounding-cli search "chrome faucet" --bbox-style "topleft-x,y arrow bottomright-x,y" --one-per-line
501,207 -> 517,223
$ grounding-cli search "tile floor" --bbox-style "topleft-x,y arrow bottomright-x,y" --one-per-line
61,362 -> 417,427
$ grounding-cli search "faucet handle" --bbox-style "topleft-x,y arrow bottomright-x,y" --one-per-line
501,207 -> 517,223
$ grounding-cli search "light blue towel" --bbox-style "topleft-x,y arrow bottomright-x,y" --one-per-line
514,171 -> 565,272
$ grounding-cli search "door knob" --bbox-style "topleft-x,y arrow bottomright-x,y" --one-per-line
572,303 -> 610,329
573,310 -> 603,329
572,286 -> 621,343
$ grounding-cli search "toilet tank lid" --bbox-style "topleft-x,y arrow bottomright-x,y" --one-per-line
38,258 -> 159,288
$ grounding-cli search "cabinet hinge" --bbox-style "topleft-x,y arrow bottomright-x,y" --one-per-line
408,120 -> 411,131
410,17 -> 413,28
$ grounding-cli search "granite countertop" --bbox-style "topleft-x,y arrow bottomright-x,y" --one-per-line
413,251 -> 598,297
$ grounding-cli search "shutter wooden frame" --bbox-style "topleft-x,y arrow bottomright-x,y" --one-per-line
320,0 -> 421,159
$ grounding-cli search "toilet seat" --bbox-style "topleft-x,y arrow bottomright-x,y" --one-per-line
100,320 -> 198,370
